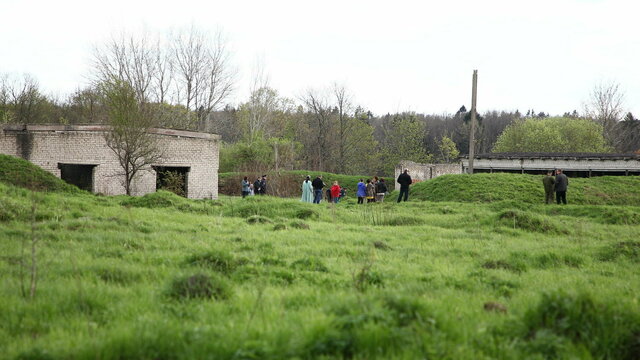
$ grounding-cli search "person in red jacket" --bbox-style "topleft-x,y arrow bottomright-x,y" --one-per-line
330,181 -> 341,204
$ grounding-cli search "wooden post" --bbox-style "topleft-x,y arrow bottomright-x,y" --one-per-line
274,143 -> 279,172
468,70 -> 478,174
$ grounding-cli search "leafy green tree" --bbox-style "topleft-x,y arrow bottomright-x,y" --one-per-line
492,117 -> 612,153
438,135 -> 460,163
101,79 -> 162,195
380,113 -> 432,175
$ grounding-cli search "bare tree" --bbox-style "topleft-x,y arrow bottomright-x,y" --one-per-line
92,32 -> 158,103
63,86 -> 107,124
0,73 -> 51,124
244,58 -> 280,139
152,38 -> 173,104
101,79 -> 162,195
0,74 -> 11,123
172,26 -> 235,130
585,81 -> 625,143
301,88 -> 333,171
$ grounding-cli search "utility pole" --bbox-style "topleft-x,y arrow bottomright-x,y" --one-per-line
468,70 -> 478,174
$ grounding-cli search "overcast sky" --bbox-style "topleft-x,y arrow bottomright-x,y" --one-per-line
1,0 -> 638,117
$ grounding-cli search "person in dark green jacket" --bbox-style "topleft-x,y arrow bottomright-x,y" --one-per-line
555,169 -> 569,205
542,170 -> 555,204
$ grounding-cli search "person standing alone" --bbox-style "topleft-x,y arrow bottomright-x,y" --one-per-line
555,169 -> 569,205
397,169 -> 412,203
542,170 -> 555,204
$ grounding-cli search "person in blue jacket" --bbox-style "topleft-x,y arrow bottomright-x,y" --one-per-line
356,179 -> 367,204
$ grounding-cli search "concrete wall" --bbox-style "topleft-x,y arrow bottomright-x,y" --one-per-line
0,125 -> 220,199
394,160 -> 462,190
461,157 -> 640,174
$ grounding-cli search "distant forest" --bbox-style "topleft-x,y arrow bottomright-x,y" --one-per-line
2,27 -> 639,176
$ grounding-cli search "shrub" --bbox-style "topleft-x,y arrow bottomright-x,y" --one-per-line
273,223 -> 287,231
157,170 -> 186,197
246,215 -> 273,224
289,220 -> 310,230
167,273 -> 232,300
353,266 -> 384,292
295,208 -> 318,220
185,251 -> 247,275
373,241 -> 391,250
291,257 -> 329,272
482,259 -> 527,274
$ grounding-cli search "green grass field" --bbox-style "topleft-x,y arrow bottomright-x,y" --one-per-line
1,156 -> 640,359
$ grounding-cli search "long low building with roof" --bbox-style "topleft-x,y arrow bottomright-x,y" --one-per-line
0,124 -> 220,198
461,152 -> 640,177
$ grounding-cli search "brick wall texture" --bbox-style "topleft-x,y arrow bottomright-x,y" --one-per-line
394,160 -> 462,190
0,125 -> 220,199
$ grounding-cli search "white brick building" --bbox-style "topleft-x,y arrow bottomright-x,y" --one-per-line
0,125 -> 220,199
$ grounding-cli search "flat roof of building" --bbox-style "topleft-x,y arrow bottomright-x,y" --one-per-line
463,152 -> 639,160
2,124 -> 221,140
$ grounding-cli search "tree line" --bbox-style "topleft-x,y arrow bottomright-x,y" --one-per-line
1,26 -> 639,177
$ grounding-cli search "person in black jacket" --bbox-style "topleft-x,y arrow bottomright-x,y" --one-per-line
375,178 -> 388,202
253,177 -> 261,195
259,175 -> 267,195
397,169 -> 412,203
311,175 -> 325,204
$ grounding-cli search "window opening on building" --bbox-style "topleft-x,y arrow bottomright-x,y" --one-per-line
58,164 -> 96,192
154,166 -> 190,197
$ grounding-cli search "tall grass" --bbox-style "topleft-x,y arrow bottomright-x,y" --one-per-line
1,172 -> 639,358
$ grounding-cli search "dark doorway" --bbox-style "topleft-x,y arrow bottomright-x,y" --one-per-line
58,164 -> 96,191
154,166 -> 190,197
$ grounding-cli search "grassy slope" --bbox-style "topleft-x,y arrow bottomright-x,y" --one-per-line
0,154 -> 80,193
1,181 -> 640,359
410,173 -> 640,205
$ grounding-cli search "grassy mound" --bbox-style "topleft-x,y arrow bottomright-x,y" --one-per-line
0,154 -> 80,192
410,173 -> 640,205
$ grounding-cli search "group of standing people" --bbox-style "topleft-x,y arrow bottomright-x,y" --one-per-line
241,175 -> 267,198
300,169 -> 413,205
301,175 -> 346,204
356,177 -> 389,203
542,169 -> 569,204
241,170 -> 416,204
